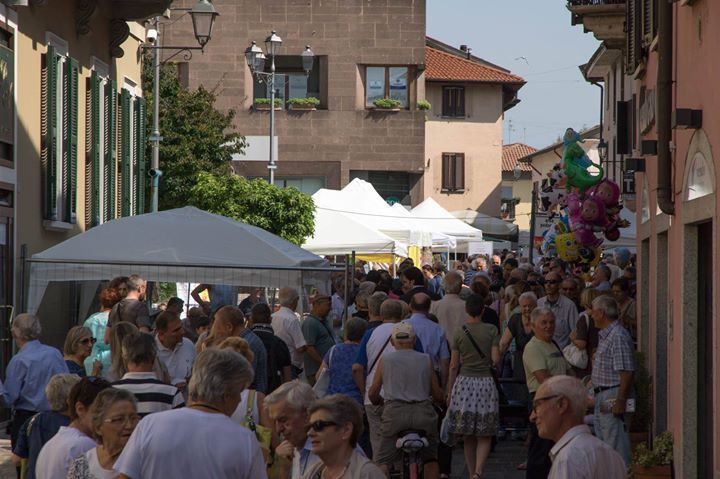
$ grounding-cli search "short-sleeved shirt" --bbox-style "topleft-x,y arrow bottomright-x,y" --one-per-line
112,372 -> 185,416
451,322 -> 499,378
522,336 -> 568,393
13,411 -> 69,479
324,343 -> 363,404
271,307 -> 307,369
108,298 -> 151,330
402,313 -> 449,372
155,336 -> 196,386
301,315 -> 336,377
114,408 -> 266,479
65,360 -> 86,377
537,295 -> 579,349
591,321 -> 635,387
35,426 -> 96,479
239,328 -> 268,394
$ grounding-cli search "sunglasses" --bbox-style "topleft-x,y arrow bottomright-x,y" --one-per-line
305,419 -> 339,433
80,337 -> 97,345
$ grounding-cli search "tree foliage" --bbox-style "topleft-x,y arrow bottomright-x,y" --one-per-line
188,172 -> 316,245
141,55 -> 245,210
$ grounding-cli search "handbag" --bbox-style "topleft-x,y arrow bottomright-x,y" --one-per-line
312,346 -> 335,398
562,316 -> 589,369
242,389 -> 273,463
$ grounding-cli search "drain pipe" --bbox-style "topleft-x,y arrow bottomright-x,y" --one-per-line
656,0 -> 674,215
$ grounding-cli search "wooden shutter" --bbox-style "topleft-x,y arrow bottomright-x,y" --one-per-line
453,153 -> 465,191
626,0 -> 642,71
442,87 -> 465,117
134,97 -> 146,215
42,46 -> 59,220
65,58 -> 79,224
616,101 -> 630,155
441,153 -> 452,191
104,80 -> 117,222
120,88 -> 132,217
89,72 -> 101,226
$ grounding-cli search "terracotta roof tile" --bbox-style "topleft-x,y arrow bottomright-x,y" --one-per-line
502,143 -> 537,172
425,47 -> 525,84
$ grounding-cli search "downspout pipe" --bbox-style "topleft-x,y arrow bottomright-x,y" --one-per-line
656,0 -> 674,215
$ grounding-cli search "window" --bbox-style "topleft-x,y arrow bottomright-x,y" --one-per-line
275,177 -> 324,195
441,153 -> 464,193
501,186 -> 516,220
0,28 -> 13,167
365,66 -> 409,108
42,38 -> 79,224
442,86 -> 465,118
87,64 -> 120,227
119,83 -> 146,218
253,55 -> 321,108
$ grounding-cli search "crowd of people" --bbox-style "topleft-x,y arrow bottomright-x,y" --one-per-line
0,250 -> 638,479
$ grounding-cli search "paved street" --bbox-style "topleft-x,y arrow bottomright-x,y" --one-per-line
450,438 -> 526,479
0,425 -> 13,479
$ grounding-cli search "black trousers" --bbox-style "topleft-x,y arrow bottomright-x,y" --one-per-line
525,421 -> 553,479
11,409 -> 37,479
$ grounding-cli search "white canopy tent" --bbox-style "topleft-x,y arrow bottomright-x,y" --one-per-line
303,207 -> 408,257
312,179 -> 433,247
27,207 -> 335,314
411,197 -> 483,241
389,203 -> 457,250
602,206 -> 637,251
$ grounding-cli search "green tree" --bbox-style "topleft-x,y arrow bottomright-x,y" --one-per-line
142,55 -> 245,210
188,172 -> 316,245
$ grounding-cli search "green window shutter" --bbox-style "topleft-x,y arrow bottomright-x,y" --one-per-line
89,71 -> 101,227
42,46 -> 58,221
120,88 -> 132,217
65,58 -> 79,224
134,97 -> 146,215
104,80 -> 117,222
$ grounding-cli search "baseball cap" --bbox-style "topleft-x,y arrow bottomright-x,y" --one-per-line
392,322 -> 415,340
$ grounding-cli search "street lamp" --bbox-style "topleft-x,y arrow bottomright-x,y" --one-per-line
597,138 -> 608,166
141,0 -> 220,213
246,33 -> 314,185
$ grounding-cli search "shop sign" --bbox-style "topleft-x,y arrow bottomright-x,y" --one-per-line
623,171 -> 636,201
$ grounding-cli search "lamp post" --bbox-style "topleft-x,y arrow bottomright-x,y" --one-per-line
597,138 -> 608,177
246,33 -> 314,185
142,0 -> 219,212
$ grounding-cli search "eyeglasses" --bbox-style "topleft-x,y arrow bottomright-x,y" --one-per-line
532,394 -> 561,412
305,419 -> 339,433
80,337 -> 97,345
104,414 -> 141,427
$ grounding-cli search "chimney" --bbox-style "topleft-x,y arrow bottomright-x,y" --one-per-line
459,44 -> 472,59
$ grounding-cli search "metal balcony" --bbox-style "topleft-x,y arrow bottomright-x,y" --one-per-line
567,0 -> 626,50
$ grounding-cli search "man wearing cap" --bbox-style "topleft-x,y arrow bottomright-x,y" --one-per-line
301,294 -> 336,385
369,322 -> 444,478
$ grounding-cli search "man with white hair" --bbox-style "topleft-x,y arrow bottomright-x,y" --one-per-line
531,375 -> 626,478
271,287 -> 307,378
3,314 -> 68,461
590,295 -> 634,466
115,348 -> 265,479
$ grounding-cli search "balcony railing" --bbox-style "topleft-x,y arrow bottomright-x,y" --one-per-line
567,0 -> 625,5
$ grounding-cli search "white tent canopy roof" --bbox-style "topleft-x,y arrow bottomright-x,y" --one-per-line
303,208 -> 408,257
411,197 -> 483,240
27,207 -> 331,313
312,179 -> 433,247
390,203 -> 457,250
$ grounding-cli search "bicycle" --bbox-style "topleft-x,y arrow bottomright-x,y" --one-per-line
394,429 -> 429,479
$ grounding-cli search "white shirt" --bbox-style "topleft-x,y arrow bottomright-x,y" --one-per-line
114,407 -> 266,479
549,425 -> 627,479
36,426 -> 96,479
230,389 -> 260,426
155,336 -> 196,385
68,448 -> 117,479
363,323 -> 398,405
271,307 -> 307,368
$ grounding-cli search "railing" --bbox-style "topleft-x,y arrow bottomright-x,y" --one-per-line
567,0 -> 625,6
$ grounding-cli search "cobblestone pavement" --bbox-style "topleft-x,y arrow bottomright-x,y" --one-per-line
0,425 -> 14,479
450,438 -> 526,479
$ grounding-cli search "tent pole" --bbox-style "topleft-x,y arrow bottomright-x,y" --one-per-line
343,255 -> 350,330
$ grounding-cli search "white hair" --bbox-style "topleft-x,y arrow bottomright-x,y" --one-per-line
13,314 -> 42,341
45,374 -> 81,411
264,380 -> 316,413
278,287 -> 299,307
443,271 -> 463,295
518,291 -> 538,304
592,295 -> 619,320
188,348 -> 253,404
539,375 -> 590,420
530,306 -> 554,325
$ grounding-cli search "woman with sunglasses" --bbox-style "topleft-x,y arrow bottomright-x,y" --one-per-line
64,326 -> 101,378
67,388 -> 139,479
303,394 -> 383,479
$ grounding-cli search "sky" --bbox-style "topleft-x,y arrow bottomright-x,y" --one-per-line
426,0 -> 602,148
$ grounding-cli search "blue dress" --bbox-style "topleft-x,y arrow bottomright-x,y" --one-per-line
83,311 -> 111,377
65,360 -> 86,377
323,343 -> 363,404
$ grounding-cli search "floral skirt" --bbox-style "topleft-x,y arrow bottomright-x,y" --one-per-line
446,375 -> 499,436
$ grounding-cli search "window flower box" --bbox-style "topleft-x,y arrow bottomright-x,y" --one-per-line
254,98 -> 282,111
287,97 -> 320,111
372,98 -> 402,111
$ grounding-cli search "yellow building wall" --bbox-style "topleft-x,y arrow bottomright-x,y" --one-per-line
423,83 -> 504,215
502,177 -> 532,231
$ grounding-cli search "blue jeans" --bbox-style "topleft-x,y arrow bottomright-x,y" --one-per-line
594,387 -> 631,466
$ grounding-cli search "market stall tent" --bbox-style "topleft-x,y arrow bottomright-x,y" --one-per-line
27,207 -> 334,314
389,203 -> 457,250
411,197 -> 483,241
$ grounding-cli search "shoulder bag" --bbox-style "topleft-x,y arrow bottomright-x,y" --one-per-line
561,316 -> 589,369
312,346 -> 335,398
241,389 -> 273,463
461,325 -> 507,404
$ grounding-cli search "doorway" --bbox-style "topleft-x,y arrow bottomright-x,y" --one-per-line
696,221 -> 713,479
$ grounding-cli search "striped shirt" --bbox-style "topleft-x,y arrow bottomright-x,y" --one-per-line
113,372 -> 185,416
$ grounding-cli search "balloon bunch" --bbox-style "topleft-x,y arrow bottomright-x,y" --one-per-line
537,128 -> 630,266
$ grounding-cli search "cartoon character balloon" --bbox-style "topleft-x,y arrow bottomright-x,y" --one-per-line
562,128 -> 604,192
569,196 -> 606,247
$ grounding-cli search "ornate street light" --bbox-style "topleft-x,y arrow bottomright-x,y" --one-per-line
597,138 -> 609,163
190,0 -> 220,48
246,33 -> 314,185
